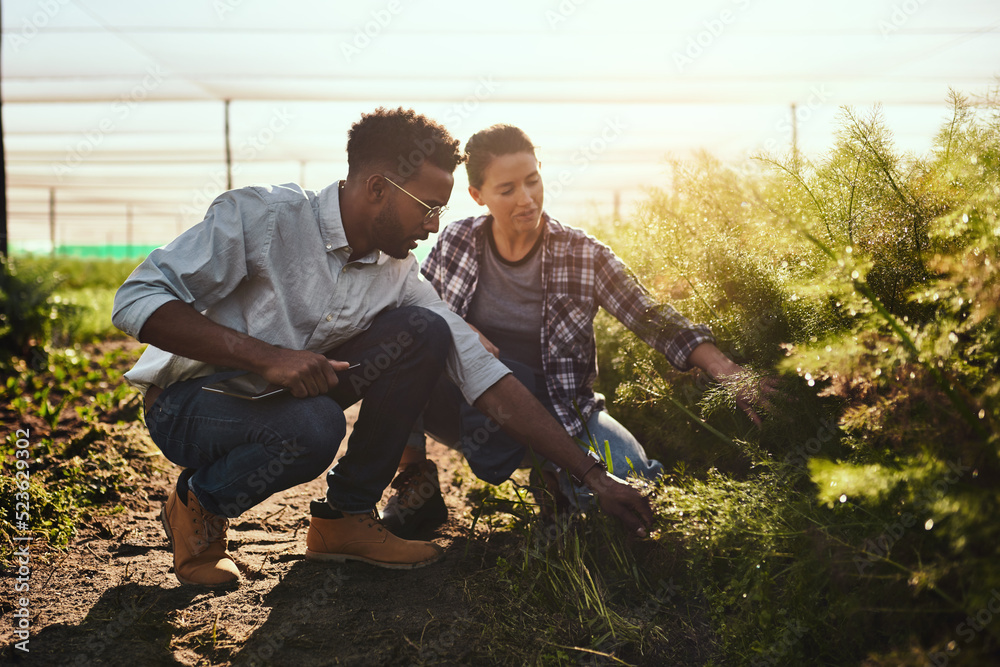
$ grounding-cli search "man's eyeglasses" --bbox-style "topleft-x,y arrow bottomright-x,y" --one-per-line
383,176 -> 447,224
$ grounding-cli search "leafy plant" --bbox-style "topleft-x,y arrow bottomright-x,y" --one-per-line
1,256 -> 81,362
573,88 -> 1000,665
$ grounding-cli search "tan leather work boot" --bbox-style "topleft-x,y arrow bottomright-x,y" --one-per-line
305,507 -> 443,569
160,484 -> 240,587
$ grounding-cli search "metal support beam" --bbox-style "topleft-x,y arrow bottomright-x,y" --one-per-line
126,204 -> 134,258
225,99 -> 233,190
49,187 -> 56,256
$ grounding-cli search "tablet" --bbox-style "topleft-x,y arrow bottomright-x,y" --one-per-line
201,373 -> 287,400
200,364 -> 359,400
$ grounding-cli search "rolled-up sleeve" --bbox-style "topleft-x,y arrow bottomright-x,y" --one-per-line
594,243 -> 715,371
112,191 -> 259,339
401,265 -> 510,404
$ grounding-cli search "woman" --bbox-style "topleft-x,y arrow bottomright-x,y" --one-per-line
382,124 -> 762,537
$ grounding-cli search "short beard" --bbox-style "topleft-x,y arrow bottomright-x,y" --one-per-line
372,197 -> 410,260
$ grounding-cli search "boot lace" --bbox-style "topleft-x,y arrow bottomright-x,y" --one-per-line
190,505 -> 230,552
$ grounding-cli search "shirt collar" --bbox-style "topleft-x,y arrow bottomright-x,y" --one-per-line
317,180 -> 380,264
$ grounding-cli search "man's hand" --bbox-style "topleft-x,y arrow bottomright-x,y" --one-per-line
583,468 -> 654,537
474,375 -> 658,534
138,301 -> 351,398
258,349 -> 350,398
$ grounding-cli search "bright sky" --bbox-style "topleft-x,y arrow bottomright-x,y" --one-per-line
3,0 -> 998,251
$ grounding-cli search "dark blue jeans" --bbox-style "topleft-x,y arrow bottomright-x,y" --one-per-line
145,306 -> 450,517
420,357 -> 556,485
417,357 -> 664,509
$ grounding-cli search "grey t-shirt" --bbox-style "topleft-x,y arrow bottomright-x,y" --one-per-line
466,222 -> 545,379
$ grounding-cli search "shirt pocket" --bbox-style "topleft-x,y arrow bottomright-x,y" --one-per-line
546,294 -> 594,359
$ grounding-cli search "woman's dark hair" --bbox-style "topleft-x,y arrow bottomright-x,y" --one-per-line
464,124 -> 536,189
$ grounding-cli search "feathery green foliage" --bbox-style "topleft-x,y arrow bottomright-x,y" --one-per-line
578,88 -> 1000,665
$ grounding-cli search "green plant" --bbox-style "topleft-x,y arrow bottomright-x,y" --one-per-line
0,344 -> 147,567
569,89 -> 999,665
0,256 -> 83,362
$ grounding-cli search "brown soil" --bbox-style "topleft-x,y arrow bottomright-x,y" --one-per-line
1,341 -> 706,666
0,347 -> 519,666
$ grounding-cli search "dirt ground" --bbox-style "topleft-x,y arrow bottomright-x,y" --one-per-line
2,400 -> 522,667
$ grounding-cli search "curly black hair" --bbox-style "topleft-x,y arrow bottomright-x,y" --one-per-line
346,107 -> 463,183
464,124 -> 536,189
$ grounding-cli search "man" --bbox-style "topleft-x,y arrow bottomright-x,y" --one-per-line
112,107 -> 652,588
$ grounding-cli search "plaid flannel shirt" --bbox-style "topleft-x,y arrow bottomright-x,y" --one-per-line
420,213 -> 715,438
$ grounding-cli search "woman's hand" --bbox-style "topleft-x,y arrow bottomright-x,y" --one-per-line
466,322 -> 500,358
688,342 -> 777,425
719,371 -> 779,426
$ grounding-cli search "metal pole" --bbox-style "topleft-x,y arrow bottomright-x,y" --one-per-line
225,99 -> 233,190
791,103 -> 799,169
0,5 -> 7,258
670,162 -> 679,204
49,187 -> 56,257
126,204 -> 133,259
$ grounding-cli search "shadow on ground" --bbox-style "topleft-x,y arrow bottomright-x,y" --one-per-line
9,532 -> 489,667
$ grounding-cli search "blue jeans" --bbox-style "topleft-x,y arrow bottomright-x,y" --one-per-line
556,408 -> 664,510
145,306 -> 451,517
414,357 -> 664,509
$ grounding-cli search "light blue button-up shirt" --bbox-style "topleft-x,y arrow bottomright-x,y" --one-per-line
112,181 -> 509,404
